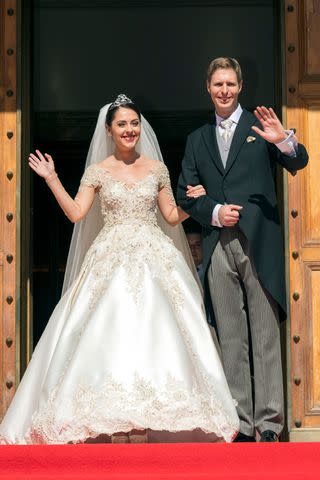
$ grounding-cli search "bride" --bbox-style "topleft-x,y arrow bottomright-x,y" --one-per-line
0,94 -> 239,444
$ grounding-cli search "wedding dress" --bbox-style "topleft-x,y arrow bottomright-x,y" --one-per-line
0,161 -> 239,444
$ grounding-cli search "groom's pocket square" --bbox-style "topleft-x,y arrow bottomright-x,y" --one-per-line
246,136 -> 256,143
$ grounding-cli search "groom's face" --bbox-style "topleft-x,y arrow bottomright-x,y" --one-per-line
207,68 -> 242,118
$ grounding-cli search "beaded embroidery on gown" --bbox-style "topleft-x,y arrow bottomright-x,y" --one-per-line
0,162 -> 239,444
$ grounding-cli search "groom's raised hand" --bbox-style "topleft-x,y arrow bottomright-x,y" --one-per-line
252,106 -> 287,144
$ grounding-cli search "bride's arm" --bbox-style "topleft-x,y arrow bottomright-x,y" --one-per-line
157,163 -> 206,226
157,186 -> 189,226
29,150 -> 96,223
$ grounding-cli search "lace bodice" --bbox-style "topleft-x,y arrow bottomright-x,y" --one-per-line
78,161 -> 181,310
80,162 -> 174,228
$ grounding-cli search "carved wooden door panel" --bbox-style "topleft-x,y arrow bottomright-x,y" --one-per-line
0,0 -> 18,419
285,0 -> 320,441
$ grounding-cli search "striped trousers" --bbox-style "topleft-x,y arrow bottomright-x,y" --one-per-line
207,227 -> 284,436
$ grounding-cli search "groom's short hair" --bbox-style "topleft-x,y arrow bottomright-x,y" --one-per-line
207,57 -> 242,84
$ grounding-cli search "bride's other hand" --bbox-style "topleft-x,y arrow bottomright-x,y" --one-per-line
186,184 -> 206,198
29,150 -> 56,180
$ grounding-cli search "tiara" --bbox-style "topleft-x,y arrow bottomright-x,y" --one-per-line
110,94 -> 133,109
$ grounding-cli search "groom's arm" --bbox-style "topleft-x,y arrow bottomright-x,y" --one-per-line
268,141 -> 308,173
251,108 -> 309,173
177,135 -> 217,227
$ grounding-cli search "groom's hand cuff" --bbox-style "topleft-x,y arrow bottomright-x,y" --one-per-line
276,130 -> 298,157
212,204 -> 223,228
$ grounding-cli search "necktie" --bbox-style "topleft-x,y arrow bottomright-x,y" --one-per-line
220,118 -> 234,142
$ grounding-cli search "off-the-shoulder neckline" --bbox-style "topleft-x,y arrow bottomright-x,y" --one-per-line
91,164 -> 164,190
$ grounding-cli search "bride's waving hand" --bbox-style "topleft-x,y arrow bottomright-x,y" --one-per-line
29,149 -> 96,223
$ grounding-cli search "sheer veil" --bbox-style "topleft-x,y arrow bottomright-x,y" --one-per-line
62,102 -> 199,295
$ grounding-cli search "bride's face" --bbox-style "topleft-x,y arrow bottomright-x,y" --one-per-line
108,107 -> 141,150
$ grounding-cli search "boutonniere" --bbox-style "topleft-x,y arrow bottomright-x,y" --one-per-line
246,136 -> 256,143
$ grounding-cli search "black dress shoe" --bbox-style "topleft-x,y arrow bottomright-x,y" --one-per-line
233,432 -> 256,442
260,430 -> 279,442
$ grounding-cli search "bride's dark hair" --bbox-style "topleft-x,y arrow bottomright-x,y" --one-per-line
105,95 -> 141,126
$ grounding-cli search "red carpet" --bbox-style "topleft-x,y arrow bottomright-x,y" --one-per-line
0,443 -> 319,479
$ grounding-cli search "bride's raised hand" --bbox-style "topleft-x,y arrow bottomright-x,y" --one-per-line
186,184 -> 207,198
29,149 -> 56,180
28,150 -> 95,224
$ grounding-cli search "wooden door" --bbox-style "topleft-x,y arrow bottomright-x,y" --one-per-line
285,0 -> 320,441
0,0 -> 18,419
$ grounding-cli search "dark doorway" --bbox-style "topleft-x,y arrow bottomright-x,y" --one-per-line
31,0 -> 281,345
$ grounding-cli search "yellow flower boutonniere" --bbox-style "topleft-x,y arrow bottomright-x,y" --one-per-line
246,136 -> 256,143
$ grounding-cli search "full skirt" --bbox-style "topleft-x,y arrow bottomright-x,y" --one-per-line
0,224 -> 239,444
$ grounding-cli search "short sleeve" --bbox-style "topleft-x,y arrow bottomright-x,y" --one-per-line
157,162 -> 176,205
80,164 -> 101,189
157,162 -> 171,190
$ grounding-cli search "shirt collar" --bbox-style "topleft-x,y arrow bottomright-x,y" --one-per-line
215,103 -> 243,126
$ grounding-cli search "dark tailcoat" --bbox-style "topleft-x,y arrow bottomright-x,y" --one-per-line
177,109 -> 308,319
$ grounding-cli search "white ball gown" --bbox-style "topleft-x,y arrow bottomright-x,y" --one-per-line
0,162 -> 239,444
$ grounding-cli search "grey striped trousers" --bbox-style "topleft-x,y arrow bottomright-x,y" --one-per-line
207,227 -> 284,436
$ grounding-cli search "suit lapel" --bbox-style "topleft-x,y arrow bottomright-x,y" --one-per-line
201,122 -> 224,175
224,109 -> 255,175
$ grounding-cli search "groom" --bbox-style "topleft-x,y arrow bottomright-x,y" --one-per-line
177,57 -> 308,442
